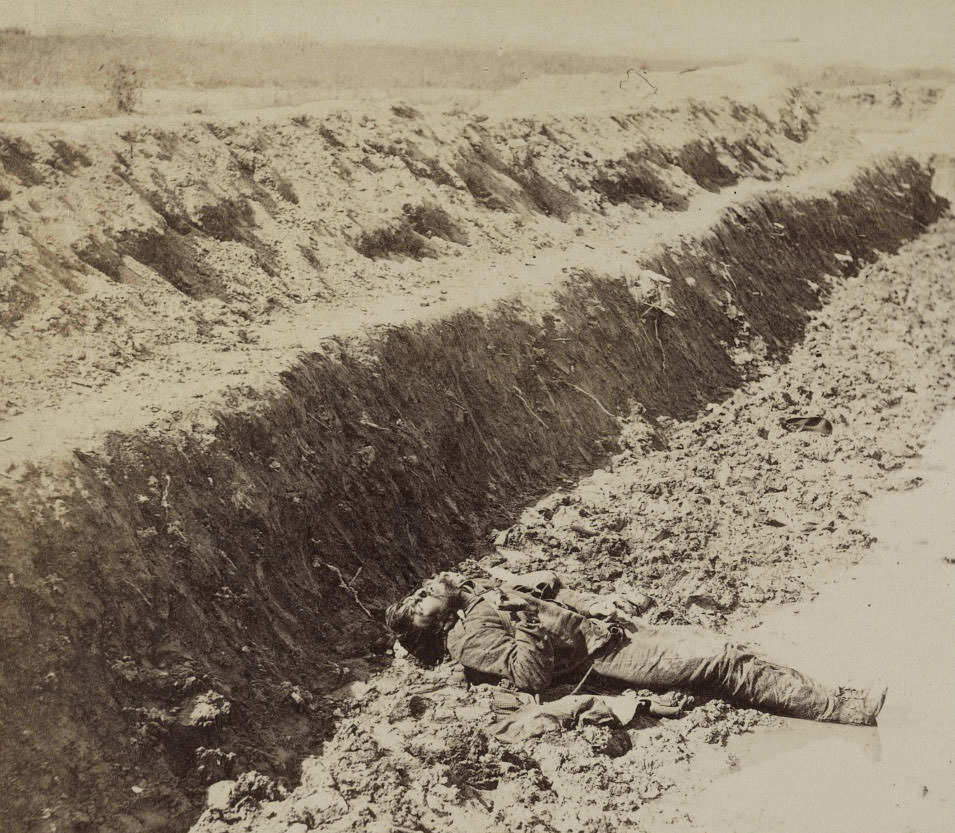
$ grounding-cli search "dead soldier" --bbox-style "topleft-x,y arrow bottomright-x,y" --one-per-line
385,570 -> 887,725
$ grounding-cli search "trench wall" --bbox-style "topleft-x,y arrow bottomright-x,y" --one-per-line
0,156 -> 948,832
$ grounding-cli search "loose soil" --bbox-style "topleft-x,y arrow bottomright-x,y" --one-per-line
186,223 -> 955,833
1,65 -> 953,832
645,408 -> 955,832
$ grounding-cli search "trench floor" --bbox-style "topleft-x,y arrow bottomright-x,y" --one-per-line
645,408 -> 955,832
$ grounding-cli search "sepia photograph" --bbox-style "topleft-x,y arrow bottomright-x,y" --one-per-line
0,2 -> 953,831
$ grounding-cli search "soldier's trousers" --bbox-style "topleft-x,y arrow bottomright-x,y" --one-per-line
591,623 -> 838,720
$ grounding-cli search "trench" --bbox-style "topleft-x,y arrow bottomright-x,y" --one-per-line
0,155 -> 948,832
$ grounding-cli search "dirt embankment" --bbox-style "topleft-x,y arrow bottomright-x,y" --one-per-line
0,76 -> 950,832
187,220 -> 955,833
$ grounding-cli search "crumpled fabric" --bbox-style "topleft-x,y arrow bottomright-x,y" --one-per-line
488,691 -> 646,744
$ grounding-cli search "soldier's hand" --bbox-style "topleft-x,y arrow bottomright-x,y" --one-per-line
496,593 -> 530,612
587,598 -> 618,619
513,608 -> 542,630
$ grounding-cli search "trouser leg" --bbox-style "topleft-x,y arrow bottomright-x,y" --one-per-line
590,623 -> 838,720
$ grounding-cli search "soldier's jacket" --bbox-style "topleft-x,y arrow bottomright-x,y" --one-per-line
445,571 -> 617,693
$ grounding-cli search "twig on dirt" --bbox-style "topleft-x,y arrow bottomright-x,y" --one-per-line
409,682 -> 451,695
317,559 -> 376,620
359,418 -> 391,432
122,579 -> 152,607
71,380 -> 95,389
619,68 -> 658,94
654,316 -> 667,371
718,261 -> 737,289
569,663 -> 595,696
0,436 -> 11,443
560,381 -> 618,420
160,474 -> 172,523
638,300 -> 671,319
511,386 -> 547,429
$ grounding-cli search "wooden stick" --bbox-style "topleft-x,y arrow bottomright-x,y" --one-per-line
560,381 -> 618,420
511,386 -> 547,429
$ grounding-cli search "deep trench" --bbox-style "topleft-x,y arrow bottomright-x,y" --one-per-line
0,155 -> 948,832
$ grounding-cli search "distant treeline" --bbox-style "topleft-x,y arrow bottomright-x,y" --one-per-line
0,33 -> 702,91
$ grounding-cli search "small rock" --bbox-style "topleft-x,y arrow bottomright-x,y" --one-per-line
714,461 -> 733,487
763,474 -> 788,493
580,724 -> 631,758
187,691 -> 232,727
206,780 -> 237,811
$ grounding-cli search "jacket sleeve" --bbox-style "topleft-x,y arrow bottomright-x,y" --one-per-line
448,600 -> 554,693
504,572 -> 604,616
552,587 -> 605,616
503,570 -> 561,599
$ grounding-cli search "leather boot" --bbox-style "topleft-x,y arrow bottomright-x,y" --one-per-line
825,684 -> 887,725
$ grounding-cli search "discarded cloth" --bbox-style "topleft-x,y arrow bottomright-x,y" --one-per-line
488,690 -> 683,744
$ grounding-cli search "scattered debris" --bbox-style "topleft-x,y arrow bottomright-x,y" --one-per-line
780,416 -> 833,435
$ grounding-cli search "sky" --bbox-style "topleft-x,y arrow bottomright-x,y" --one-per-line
3,0 -> 953,70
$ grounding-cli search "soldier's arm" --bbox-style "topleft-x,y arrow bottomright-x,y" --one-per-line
503,570 -> 609,616
501,569 -> 561,598
449,602 -> 554,693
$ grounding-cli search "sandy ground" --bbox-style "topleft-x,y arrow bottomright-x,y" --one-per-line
187,217 -> 955,833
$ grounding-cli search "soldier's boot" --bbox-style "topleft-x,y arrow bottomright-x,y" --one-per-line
825,684 -> 888,725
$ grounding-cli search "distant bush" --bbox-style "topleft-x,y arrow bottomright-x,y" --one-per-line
719,138 -> 778,180
73,236 -> 123,280
0,137 -> 43,186
505,155 -> 579,220
196,198 -> 256,243
676,140 -> 738,192
106,62 -> 143,114
355,220 -> 433,260
318,126 -> 346,149
592,155 -> 688,211
274,175 -> 299,204
391,103 -> 421,119
396,142 -> 457,188
452,150 -> 516,212
402,202 -> 468,245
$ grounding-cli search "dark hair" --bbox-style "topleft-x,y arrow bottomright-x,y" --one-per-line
384,598 -> 448,667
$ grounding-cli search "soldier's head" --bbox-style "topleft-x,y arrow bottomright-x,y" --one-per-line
385,573 -> 461,666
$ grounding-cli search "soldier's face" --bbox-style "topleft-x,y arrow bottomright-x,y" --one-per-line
411,593 -> 445,627
408,574 -> 458,627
